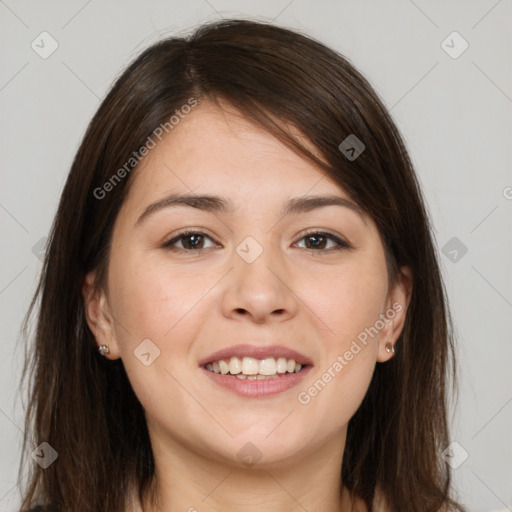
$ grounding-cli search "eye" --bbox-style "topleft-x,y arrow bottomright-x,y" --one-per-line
162,229 -> 353,254
162,229 -> 218,252
294,230 -> 352,252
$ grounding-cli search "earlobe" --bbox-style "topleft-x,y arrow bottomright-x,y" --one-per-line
82,271 -> 120,359
377,266 -> 413,362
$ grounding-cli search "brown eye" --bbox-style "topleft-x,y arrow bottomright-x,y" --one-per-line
295,231 -> 352,252
162,231 -> 217,252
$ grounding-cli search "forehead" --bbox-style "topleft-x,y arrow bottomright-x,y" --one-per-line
128,100 -> 349,206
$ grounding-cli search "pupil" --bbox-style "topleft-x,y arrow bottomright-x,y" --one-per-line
186,235 -> 202,249
308,235 -> 325,249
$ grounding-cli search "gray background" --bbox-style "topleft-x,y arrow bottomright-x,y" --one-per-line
1,1 -> 511,511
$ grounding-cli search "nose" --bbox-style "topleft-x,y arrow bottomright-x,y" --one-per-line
220,239 -> 299,324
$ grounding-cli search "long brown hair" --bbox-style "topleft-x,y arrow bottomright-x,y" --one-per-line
18,19 -> 466,512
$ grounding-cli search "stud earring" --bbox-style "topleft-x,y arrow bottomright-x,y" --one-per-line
98,345 -> 110,356
385,342 -> 395,355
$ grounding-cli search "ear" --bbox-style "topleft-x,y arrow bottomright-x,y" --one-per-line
82,270 -> 121,359
377,266 -> 413,363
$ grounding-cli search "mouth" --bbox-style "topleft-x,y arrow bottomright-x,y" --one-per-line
198,344 -> 313,397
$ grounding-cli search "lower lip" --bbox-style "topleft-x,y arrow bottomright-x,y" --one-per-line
200,366 -> 312,398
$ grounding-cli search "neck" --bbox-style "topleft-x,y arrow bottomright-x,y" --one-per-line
129,426 -> 357,512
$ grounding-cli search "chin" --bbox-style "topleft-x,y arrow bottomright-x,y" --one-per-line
213,430 -> 312,469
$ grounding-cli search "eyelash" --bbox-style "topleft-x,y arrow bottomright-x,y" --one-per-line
161,228 -> 353,254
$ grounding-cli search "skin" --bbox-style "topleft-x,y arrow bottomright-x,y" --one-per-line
83,99 -> 412,512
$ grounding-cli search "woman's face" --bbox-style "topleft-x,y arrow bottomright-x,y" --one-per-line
84,99 -> 411,469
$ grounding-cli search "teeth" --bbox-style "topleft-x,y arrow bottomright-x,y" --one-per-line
276,357 -> 288,373
204,356 -> 306,377
259,358 -> 276,375
228,356 -> 242,374
218,359 -> 230,375
241,357 -> 259,375
235,373 -> 280,380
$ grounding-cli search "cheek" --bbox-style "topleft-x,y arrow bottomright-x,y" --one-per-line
304,258 -> 389,349
108,252 -> 209,342
108,256 -> 209,416
298,252 -> 387,420
297,268 -> 383,432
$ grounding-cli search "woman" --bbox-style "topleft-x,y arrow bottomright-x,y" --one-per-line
18,19 -> 466,512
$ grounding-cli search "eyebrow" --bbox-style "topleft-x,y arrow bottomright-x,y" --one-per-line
135,193 -> 366,226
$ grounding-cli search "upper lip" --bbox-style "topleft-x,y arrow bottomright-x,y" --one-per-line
198,344 -> 313,367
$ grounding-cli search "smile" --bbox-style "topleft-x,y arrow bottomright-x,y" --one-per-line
200,359 -> 312,398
